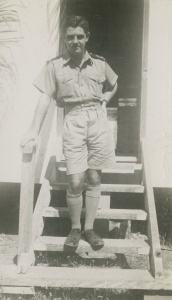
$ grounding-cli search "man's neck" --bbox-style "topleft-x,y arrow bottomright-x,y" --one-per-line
69,51 -> 86,67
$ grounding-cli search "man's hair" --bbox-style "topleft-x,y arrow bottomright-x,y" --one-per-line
62,15 -> 89,35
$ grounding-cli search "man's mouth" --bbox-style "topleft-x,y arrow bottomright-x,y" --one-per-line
72,46 -> 80,50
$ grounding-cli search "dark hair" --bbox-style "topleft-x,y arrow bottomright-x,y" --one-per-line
62,15 -> 89,35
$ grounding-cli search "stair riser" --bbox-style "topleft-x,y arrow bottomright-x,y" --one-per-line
101,170 -> 142,184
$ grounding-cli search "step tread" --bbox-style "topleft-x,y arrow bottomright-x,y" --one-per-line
51,183 -> 144,193
58,156 -> 137,165
2,265 -> 171,289
116,156 -> 137,162
34,236 -> 149,255
58,164 -> 142,174
1,286 -> 34,295
43,207 -> 147,220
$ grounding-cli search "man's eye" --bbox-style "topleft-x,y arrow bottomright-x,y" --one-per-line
77,35 -> 84,40
67,36 -> 73,41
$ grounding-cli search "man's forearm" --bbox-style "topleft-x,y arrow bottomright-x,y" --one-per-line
30,93 -> 51,133
103,82 -> 118,103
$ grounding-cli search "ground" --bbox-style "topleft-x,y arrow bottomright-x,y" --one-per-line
0,233 -> 172,300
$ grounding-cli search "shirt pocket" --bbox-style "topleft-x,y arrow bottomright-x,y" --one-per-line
57,74 -> 75,99
89,74 -> 105,97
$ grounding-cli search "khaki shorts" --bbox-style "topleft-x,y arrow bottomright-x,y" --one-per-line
63,106 -> 116,175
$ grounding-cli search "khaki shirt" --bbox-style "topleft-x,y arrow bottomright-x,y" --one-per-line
33,51 -> 118,107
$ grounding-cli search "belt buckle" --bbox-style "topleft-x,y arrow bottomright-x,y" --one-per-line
80,103 -> 84,110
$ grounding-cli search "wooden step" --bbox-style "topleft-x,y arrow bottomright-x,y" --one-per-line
43,207 -> 147,220
116,156 -> 137,162
56,165 -> 142,185
57,164 -> 142,173
56,161 -> 140,170
58,156 -> 137,167
51,183 -> 144,193
34,236 -> 149,255
1,286 -> 35,295
1,265 -> 172,289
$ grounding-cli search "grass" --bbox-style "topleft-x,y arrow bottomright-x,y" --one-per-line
0,287 -> 144,300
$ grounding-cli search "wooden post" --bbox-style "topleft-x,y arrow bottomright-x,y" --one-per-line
142,138 -> 163,278
17,142 -> 36,271
140,0 -> 150,140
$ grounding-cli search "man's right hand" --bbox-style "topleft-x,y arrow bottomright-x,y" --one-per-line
20,129 -> 39,150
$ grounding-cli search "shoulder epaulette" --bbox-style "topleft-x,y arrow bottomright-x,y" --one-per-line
46,55 -> 62,64
90,53 -> 106,61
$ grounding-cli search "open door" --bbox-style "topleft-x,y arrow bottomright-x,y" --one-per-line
63,0 -> 145,157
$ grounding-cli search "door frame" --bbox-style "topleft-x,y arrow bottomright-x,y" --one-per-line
140,0 -> 150,139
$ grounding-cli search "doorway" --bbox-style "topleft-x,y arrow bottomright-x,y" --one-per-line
63,0 -> 144,156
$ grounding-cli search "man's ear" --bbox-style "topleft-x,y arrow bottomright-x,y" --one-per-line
86,32 -> 90,42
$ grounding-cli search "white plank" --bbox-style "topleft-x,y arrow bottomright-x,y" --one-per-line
51,183 -> 144,193
144,297 -> 172,300
56,162 -> 142,171
116,156 -> 137,162
43,207 -> 147,220
34,236 -> 150,255
1,286 -> 34,295
58,166 -> 134,174
142,138 -> 163,278
18,149 -> 36,260
1,265 -> 172,290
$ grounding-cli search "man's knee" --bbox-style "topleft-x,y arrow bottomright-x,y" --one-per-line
67,172 -> 86,195
87,169 -> 101,186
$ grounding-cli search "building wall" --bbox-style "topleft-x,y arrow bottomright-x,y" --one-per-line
146,0 -> 172,187
0,0 -> 172,188
0,0 -> 60,183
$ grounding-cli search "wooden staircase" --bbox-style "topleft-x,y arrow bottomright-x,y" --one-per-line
17,138 -> 163,287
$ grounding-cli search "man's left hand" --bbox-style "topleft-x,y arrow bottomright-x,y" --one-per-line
102,100 -> 107,113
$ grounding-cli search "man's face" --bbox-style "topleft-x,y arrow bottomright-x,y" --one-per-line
65,26 -> 90,56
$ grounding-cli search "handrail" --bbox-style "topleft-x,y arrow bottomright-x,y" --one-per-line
17,102 -> 60,273
17,141 -> 37,272
141,137 -> 163,278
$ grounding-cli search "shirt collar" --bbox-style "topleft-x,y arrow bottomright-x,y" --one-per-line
62,50 -> 93,66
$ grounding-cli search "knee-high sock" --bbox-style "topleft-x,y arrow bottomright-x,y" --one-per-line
67,191 -> 83,229
84,185 -> 101,231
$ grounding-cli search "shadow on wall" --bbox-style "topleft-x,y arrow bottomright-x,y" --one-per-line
0,183 -> 40,234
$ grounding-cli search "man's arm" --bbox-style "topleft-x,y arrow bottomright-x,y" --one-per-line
102,82 -> 118,111
103,82 -> 118,103
20,93 -> 51,148
102,62 -> 118,110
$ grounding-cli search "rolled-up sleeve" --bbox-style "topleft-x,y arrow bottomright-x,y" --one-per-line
105,62 -> 118,87
33,62 -> 56,98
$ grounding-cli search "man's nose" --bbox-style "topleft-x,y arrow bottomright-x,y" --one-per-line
73,36 -> 78,43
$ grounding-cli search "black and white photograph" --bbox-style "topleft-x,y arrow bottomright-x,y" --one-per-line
0,0 -> 172,299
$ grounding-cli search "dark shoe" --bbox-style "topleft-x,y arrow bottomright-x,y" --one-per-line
64,228 -> 81,249
83,229 -> 104,249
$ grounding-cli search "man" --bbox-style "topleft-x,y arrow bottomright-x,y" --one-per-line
21,16 -> 118,249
